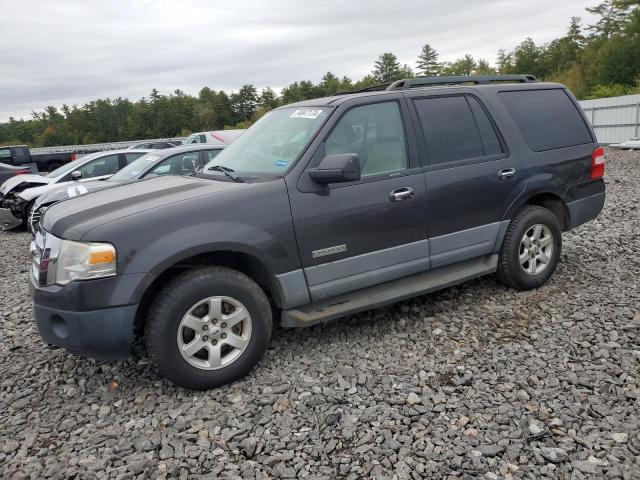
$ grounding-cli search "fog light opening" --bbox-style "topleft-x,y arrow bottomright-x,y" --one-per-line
50,315 -> 68,339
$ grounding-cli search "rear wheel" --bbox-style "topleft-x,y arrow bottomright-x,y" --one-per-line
145,266 -> 272,389
497,205 -> 562,290
47,163 -> 61,173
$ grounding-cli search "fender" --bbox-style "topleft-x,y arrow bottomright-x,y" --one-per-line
502,172 -> 568,222
126,221 -> 284,278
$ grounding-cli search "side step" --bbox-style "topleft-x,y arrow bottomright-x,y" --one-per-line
281,254 -> 498,327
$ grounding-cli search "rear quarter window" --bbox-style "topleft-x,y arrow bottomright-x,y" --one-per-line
499,89 -> 593,152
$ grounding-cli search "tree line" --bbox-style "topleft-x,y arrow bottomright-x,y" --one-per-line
1,0 -> 639,148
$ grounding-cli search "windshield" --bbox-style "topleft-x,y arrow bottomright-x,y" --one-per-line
202,107 -> 330,176
108,153 -> 161,181
45,153 -> 103,179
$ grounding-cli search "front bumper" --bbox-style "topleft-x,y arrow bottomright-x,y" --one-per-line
0,207 -> 21,230
30,269 -> 154,360
34,302 -> 138,360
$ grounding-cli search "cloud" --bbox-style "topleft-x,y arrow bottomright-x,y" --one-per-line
0,0 -> 595,121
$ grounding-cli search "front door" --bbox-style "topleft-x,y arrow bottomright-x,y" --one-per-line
406,92 -> 523,268
288,99 -> 429,301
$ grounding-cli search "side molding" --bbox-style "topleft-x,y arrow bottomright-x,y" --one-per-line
275,269 -> 311,309
430,221 -> 509,268
303,239 -> 430,302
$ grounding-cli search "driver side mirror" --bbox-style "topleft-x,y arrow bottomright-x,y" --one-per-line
70,170 -> 82,181
309,153 -> 360,184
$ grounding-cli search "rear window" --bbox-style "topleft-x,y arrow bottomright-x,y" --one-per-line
499,89 -> 592,152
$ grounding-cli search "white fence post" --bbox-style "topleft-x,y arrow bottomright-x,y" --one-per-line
633,97 -> 640,138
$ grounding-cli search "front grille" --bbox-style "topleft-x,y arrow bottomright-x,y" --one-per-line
29,206 -> 44,234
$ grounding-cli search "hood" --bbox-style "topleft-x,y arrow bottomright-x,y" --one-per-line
34,179 -> 113,208
42,175 -> 247,240
0,174 -> 50,196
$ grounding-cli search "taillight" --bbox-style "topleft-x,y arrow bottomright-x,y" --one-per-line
591,147 -> 605,179
13,169 -> 31,175
70,153 -> 76,161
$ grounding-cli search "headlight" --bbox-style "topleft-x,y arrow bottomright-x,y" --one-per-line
56,240 -> 117,285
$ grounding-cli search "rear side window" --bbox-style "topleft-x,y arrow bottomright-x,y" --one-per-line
499,89 -> 592,151
468,97 -> 502,156
15,147 -> 29,157
414,96 -> 502,165
125,152 -> 145,164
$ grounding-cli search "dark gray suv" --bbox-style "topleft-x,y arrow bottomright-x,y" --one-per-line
31,75 -> 606,389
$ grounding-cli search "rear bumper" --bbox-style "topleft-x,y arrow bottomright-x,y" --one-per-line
0,207 -> 21,230
566,192 -> 606,229
34,302 -> 137,360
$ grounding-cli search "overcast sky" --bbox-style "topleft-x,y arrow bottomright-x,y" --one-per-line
0,0 -> 596,122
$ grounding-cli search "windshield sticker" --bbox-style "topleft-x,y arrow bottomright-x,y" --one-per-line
273,160 -> 289,168
289,109 -> 323,120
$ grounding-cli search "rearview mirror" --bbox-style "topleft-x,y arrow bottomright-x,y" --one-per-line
309,153 -> 360,184
70,170 -> 82,181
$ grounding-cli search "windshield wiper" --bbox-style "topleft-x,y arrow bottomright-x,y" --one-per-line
206,165 -> 244,182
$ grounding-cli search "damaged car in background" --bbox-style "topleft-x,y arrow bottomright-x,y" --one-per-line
28,144 -> 227,233
0,149 -> 152,231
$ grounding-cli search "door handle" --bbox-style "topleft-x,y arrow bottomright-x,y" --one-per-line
497,168 -> 516,180
389,187 -> 415,202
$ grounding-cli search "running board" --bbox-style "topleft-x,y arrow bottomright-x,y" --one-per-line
281,254 -> 498,327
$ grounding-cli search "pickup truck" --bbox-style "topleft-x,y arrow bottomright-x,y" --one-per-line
31,75 -> 605,390
0,145 -> 76,173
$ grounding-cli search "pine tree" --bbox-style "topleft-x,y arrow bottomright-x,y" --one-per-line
567,16 -> 586,48
496,49 -> 513,74
259,87 -> 279,110
586,0 -> 629,38
416,44 -> 441,76
372,53 -> 402,82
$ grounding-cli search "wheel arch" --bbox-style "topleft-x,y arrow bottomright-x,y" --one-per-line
505,188 -> 571,231
133,249 -> 284,338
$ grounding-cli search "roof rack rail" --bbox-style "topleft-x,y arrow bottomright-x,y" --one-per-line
333,82 -> 393,96
386,74 -> 538,90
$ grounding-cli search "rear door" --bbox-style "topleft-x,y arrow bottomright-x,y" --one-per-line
289,98 -> 429,301
406,92 -> 523,268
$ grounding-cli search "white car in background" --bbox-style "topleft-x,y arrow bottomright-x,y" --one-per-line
184,129 -> 245,145
0,149 -> 152,230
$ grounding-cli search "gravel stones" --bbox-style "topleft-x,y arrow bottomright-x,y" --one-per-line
1,149 -> 639,478
539,447 -> 569,463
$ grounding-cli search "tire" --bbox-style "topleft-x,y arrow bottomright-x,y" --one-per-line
145,266 -> 272,389
47,163 -> 61,173
496,205 -> 562,290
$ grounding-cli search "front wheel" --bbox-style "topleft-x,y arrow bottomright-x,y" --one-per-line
145,267 -> 272,389
496,205 -> 562,290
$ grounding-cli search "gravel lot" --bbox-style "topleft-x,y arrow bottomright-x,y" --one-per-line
1,149 -> 639,480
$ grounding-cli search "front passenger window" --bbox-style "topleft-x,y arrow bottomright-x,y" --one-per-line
78,154 -> 119,178
325,102 -> 408,177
